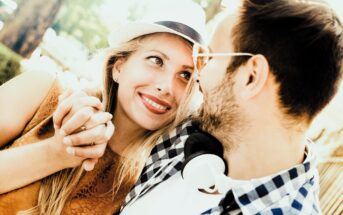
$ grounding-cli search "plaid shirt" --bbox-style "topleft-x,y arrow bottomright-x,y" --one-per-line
202,141 -> 321,215
121,121 -> 196,210
121,121 -> 321,215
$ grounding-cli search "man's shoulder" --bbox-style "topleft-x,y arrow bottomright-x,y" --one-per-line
257,179 -> 321,215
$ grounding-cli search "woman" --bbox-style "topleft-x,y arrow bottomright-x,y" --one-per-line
0,1 -> 207,214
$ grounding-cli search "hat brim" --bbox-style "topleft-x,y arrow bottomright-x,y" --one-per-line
108,22 -> 203,47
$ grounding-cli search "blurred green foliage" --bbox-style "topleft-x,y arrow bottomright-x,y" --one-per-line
51,0 -> 217,53
0,43 -> 21,85
52,0 -> 109,52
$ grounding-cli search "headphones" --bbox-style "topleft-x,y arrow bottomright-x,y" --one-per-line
181,130 -> 230,194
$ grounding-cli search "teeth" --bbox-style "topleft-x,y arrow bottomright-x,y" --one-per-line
143,96 -> 168,111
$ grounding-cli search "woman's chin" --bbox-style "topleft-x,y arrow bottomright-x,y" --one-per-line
139,120 -> 170,131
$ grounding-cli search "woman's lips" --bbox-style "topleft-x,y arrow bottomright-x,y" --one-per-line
140,93 -> 171,114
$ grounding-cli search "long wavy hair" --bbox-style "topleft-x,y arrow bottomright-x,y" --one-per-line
20,33 -> 198,215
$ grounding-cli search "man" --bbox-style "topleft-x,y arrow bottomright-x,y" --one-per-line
120,0 -> 343,214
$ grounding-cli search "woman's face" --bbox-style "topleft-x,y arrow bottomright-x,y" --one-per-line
114,33 -> 194,130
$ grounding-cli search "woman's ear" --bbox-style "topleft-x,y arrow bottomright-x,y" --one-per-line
112,57 -> 125,83
239,54 -> 270,100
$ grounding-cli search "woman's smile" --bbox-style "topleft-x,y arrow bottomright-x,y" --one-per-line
139,92 -> 171,114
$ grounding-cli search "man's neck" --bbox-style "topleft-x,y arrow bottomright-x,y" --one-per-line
222,120 -> 306,180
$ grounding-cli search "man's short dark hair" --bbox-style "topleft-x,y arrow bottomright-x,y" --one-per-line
229,0 -> 343,122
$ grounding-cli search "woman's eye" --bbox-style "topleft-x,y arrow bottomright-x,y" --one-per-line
179,71 -> 192,81
147,56 -> 163,67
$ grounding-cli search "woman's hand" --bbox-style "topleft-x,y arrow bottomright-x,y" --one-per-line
52,89 -> 115,171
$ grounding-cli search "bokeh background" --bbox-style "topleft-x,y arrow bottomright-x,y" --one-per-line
0,0 -> 342,214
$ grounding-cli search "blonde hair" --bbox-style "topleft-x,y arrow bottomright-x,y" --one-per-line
20,33 -> 197,215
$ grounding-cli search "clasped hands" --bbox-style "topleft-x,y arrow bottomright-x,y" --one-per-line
52,89 -> 115,171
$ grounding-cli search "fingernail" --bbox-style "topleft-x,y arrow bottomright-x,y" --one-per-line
63,137 -> 72,145
59,129 -> 66,136
66,147 -> 75,156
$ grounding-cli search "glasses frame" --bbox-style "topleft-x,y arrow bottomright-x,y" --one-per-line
192,45 -> 254,74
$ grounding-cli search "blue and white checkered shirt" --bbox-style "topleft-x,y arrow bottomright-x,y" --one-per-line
202,142 -> 321,215
121,121 -> 195,210
121,121 -> 321,215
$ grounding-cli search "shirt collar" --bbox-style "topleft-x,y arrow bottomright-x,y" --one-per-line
218,140 -> 318,214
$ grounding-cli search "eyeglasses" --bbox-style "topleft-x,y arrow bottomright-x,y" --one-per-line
192,44 -> 254,73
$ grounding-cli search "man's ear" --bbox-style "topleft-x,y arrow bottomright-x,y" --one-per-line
239,54 -> 270,100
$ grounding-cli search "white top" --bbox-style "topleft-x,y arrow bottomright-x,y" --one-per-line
120,172 -> 224,215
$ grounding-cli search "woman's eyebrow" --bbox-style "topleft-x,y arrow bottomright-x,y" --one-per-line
148,49 -> 170,60
146,49 -> 193,69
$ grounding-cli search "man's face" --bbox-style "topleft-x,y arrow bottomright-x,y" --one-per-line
199,14 -> 237,95
193,13 -> 244,146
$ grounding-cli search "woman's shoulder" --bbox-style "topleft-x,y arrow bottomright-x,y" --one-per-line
0,71 -> 58,146
20,70 -> 57,87
0,70 -> 57,96
0,70 -> 58,114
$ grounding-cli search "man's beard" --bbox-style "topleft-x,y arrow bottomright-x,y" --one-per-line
192,78 -> 244,152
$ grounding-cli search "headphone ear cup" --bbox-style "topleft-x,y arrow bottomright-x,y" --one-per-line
182,131 -> 228,179
183,131 -> 223,158
182,153 -> 226,191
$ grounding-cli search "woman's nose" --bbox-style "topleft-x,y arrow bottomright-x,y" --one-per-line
154,74 -> 173,95
155,83 -> 171,95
